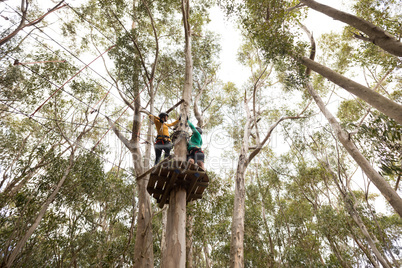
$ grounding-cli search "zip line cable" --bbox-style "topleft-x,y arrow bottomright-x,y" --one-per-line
65,3 -> 115,45
2,2 -> 184,171
6,51 -> 156,151
4,2 -> 177,147
0,100 -> 136,178
10,3 -> 154,120
14,27 -> 130,111
7,0 -> 165,119
62,3 -> 156,110
92,81 -> 150,150
6,53 -> 135,136
4,2 -> 122,96
0,106 -> 131,134
30,44 -> 115,117
4,0 -> 159,116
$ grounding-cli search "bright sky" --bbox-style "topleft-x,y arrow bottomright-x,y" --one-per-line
204,1 -> 350,172
209,1 -> 349,87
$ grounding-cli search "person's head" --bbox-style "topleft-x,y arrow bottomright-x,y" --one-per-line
159,112 -> 168,122
196,127 -> 202,135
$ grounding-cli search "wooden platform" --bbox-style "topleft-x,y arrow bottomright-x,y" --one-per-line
146,160 -> 209,208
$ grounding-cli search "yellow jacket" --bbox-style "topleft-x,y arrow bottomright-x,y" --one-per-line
149,114 -> 179,141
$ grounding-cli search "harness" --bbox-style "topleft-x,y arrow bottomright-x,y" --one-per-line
189,147 -> 204,155
155,135 -> 170,144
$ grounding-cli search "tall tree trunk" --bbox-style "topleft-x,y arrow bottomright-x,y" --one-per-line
306,82 -> 402,217
203,242 -> 211,268
108,87 -> 154,267
230,102 -> 251,268
299,0 -> 402,57
163,187 -> 187,268
160,205 -> 168,267
299,57 -> 402,125
186,214 -> 194,268
163,0 -> 193,267
132,88 -> 154,267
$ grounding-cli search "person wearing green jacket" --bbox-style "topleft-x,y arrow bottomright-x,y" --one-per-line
187,120 -> 205,170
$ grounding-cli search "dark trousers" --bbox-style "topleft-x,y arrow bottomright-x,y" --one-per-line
154,141 -> 173,165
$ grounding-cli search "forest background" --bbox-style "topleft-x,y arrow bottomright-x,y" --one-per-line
0,0 -> 401,267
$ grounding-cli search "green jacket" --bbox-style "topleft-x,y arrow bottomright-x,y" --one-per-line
187,120 -> 202,151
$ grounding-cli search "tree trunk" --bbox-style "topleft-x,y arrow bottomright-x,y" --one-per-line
344,196 -> 391,268
300,57 -> 402,125
132,95 -> 154,267
160,205 -> 168,267
230,104 -> 251,268
163,0 -> 193,267
299,0 -> 402,57
203,242 -> 211,268
133,173 -> 154,267
230,156 -> 247,268
163,187 -> 187,268
186,214 -> 194,268
306,82 -> 402,217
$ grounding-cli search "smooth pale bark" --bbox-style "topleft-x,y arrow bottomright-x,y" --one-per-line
300,57 -> 402,125
299,0 -> 402,57
230,121 -> 250,268
160,205 -> 168,267
203,242 -> 211,268
163,187 -> 187,268
306,82 -> 402,217
345,197 -> 391,268
163,0 -> 193,267
186,214 -> 194,268
230,91 -> 303,267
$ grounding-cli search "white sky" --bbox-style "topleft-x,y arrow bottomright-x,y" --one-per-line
204,1 -> 350,172
208,1 -> 349,87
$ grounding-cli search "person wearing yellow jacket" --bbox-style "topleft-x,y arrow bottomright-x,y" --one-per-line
149,112 -> 179,165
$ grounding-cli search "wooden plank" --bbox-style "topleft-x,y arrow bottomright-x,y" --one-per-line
158,171 -> 180,208
139,155 -> 174,180
188,194 -> 202,200
148,188 -> 164,196
186,178 -> 198,202
186,172 -> 201,201
196,182 -> 208,188
146,159 -> 209,205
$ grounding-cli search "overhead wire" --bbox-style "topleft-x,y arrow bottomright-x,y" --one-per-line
5,53 -> 135,137
0,100 -> 136,178
63,2 -> 157,112
3,1 -> 181,163
10,1 -> 156,123
30,44 -> 116,117
3,1 -> 129,108
0,106 -> 131,134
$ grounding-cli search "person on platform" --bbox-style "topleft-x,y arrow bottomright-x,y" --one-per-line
149,112 -> 179,165
187,120 -> 204,170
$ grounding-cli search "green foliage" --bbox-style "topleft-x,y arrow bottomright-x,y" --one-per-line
337,99 -> 367,123
353,113 -> 402,177
189,172 -> 233,267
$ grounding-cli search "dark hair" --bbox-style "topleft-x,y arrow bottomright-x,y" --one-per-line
158,112 -> 168,119
196,127 -> 202,134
